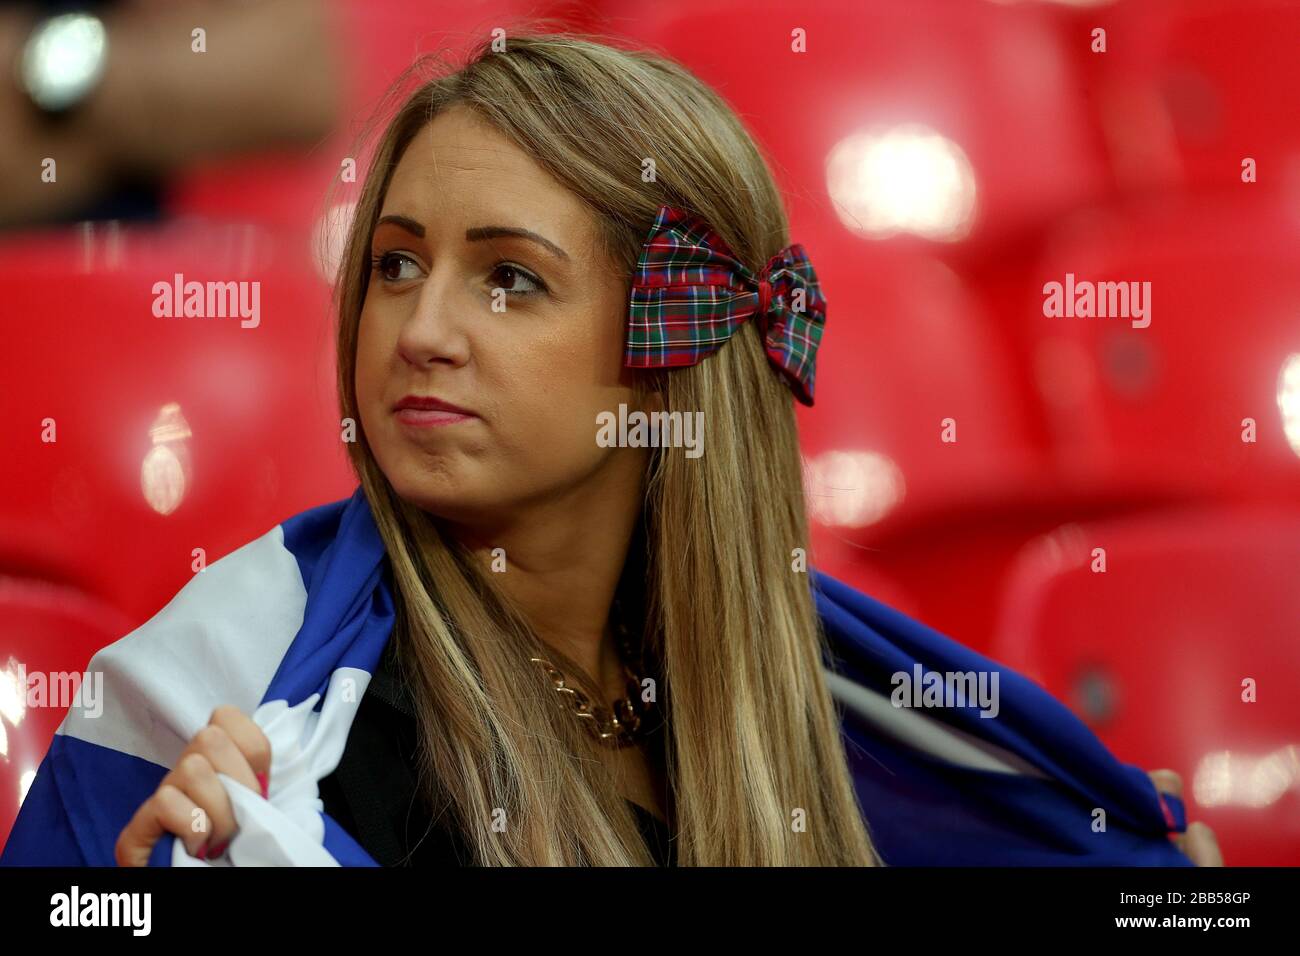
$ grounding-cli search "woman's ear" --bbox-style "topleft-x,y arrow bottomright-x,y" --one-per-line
641,388 -> 665,416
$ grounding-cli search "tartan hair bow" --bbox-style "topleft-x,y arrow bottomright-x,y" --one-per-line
624,204 -> 827,406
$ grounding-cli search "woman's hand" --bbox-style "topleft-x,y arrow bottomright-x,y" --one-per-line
1148,768 -> 1224,866
115,706 -> 271,867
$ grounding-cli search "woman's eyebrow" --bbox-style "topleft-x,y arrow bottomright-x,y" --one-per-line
375,214 -> 425,237
374,215 -> 570,263
465,225 -> 570,262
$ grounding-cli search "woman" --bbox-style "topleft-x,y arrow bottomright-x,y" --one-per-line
1,33 -> 1219,868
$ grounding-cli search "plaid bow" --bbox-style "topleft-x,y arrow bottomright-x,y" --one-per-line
624,204 -> 827,406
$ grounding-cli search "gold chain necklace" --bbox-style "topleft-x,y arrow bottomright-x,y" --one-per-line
529,598 -> 657,749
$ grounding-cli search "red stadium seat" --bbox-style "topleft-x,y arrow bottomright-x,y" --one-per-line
1078,0 -> 1300,196
990,505 -> 1300,866
1021,192 -> 1300,502
800,245 -> 1048,528
0,223 -> 356,627
598,0 -> 1109,249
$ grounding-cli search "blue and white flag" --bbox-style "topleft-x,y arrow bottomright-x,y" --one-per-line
1,487 -> 1192,867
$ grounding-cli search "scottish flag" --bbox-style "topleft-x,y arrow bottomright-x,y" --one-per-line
0,487 -> 1192,866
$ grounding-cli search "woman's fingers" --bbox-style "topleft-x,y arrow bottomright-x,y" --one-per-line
1147,769 -> 1187,851
1147,768 -> 1224,865
1184,821 -> 1225,867
1148,768 -> 1183,797
114,705 -> 273,866
167,751 -> 238,853
189,714 -> 265,797
118,752 -> 240,866
115,784 -> 207,867
207,705 -> 272,795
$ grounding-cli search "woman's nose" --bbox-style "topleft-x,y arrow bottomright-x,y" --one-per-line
395,272 -> 471,368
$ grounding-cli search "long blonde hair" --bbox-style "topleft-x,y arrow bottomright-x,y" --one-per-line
333,31 -> 879,866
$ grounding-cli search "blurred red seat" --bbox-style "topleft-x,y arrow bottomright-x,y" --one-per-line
800,246 -> 1048,529
600,0 -> 1108,248
1022,193 -> 1300,502
991,504 -> 1300,866
1079,0 -> 1300,196
0,223 -> 355,627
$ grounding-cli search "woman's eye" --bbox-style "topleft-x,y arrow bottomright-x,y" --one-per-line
488,263 -> 546,296
371,252 -> 422,283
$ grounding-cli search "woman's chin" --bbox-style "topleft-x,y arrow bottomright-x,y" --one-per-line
390,482 -> 493,526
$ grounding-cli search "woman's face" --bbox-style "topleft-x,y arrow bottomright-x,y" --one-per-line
355,105 -> 648,529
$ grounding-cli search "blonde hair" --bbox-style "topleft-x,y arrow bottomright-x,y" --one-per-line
333,31 -> 879,866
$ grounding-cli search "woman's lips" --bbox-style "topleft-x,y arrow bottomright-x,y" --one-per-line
392,394 -> 478,427
394,407 -> 477,427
